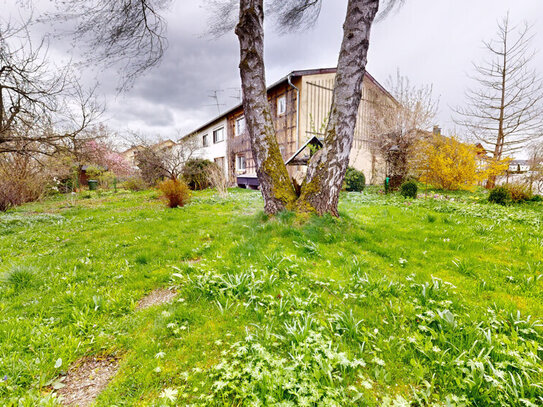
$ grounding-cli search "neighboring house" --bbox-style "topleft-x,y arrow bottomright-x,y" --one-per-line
121,139 -> 177,169
121,145 -> 144,169
181,67 -> 396,188
508,160 -> 530,173
154,139 -> 177,150
497,159 -> 540,191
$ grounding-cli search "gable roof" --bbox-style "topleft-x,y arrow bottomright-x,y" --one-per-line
181,68 -> 394,140
510,160 -> 529,165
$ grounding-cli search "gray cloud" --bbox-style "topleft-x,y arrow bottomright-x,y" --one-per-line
3,0 -> 543,149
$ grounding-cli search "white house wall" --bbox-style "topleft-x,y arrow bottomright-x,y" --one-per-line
190,119 -> 228,175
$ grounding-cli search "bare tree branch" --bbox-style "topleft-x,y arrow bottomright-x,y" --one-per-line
48,0 -> 172,89
1,17 -> 102,157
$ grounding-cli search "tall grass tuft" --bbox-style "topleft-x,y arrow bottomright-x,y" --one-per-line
2,265 -> 37,291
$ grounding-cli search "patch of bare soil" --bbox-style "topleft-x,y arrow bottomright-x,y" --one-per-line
136,288 -> 177,310
56,355 -> 119,407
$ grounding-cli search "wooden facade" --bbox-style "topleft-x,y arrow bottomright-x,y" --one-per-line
227,76 -> 300,183
182,68 -> 396,187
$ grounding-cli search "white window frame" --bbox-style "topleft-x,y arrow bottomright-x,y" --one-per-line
202,133 -> 209,147
236,154 -> 246,171
277,95 -> 286,115
213,127 -> 225,144
235,116 -> 246,137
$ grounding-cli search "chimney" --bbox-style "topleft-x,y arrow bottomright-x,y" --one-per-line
433,125 -> 441,136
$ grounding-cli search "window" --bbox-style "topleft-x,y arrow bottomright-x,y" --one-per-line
235,116 -> 246,136
202,134 -> 209,147
214,157 -> 225,172
277,95 -> 286,115
213,127 -> 224,143
236,155 -> 246,171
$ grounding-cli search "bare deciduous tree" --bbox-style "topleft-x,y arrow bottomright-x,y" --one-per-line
1,18 -> 68,154
527,141 -> 543,194
455,14 -> 543,188
131,133 -> 198,183
1,18 -> 102,157
370,70 -> 438,187
235,0 -> 404,215
296,0 -> 383,214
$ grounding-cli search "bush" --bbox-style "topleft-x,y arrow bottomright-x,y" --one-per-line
400,180 -> 417,198
122,176 -> 148,191
158,178 -> 191,208
0,154 -> 46,211
97,171 -> 116,189
84,164 -> 103,180
182,158 -> 214,190
0,176 -> 44,212
488,186 -> 511,205
507,183 -> 532,203
135,147 -> 167,185
530,194 -> 542,202
344,167 -> 365,192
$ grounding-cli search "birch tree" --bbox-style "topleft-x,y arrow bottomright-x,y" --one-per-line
455,14 -> 543,188
231,0 -> 399,215
50,0 -> 402,215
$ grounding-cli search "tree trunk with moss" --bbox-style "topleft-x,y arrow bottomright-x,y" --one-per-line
297,0 -> 379,215
236,0 -> 379,216
235,0 -> 297,214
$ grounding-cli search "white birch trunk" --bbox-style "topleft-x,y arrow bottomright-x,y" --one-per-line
235,0 -> 297,214
298,0 -> 379,215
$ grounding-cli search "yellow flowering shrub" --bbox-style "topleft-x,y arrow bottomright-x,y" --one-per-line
412,135 -> 509,190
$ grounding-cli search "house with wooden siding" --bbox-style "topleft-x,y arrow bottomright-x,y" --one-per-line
181,68 -> 396,187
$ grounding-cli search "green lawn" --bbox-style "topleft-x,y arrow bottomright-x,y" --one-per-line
1,188 -> 542,406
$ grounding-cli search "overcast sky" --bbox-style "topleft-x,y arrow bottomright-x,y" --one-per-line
2,0 -> 543,151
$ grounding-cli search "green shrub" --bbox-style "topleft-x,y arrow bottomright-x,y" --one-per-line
488,186 -> 511,205
97,171 -> 116,189
507,183 -> 532,203
182,159 -> 214,190
84,165 -> 104,180
530,194 -> 542,202
158,178 -> 191,208
344,167 -> 365,192
400,180 -> 417,198
122,176 -> 148,191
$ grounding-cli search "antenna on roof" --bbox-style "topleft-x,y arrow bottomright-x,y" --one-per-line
207,89 -> 225,114
228,87 -> 242,103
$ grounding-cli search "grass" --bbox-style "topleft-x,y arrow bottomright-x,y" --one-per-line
0,188 -> 542,406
